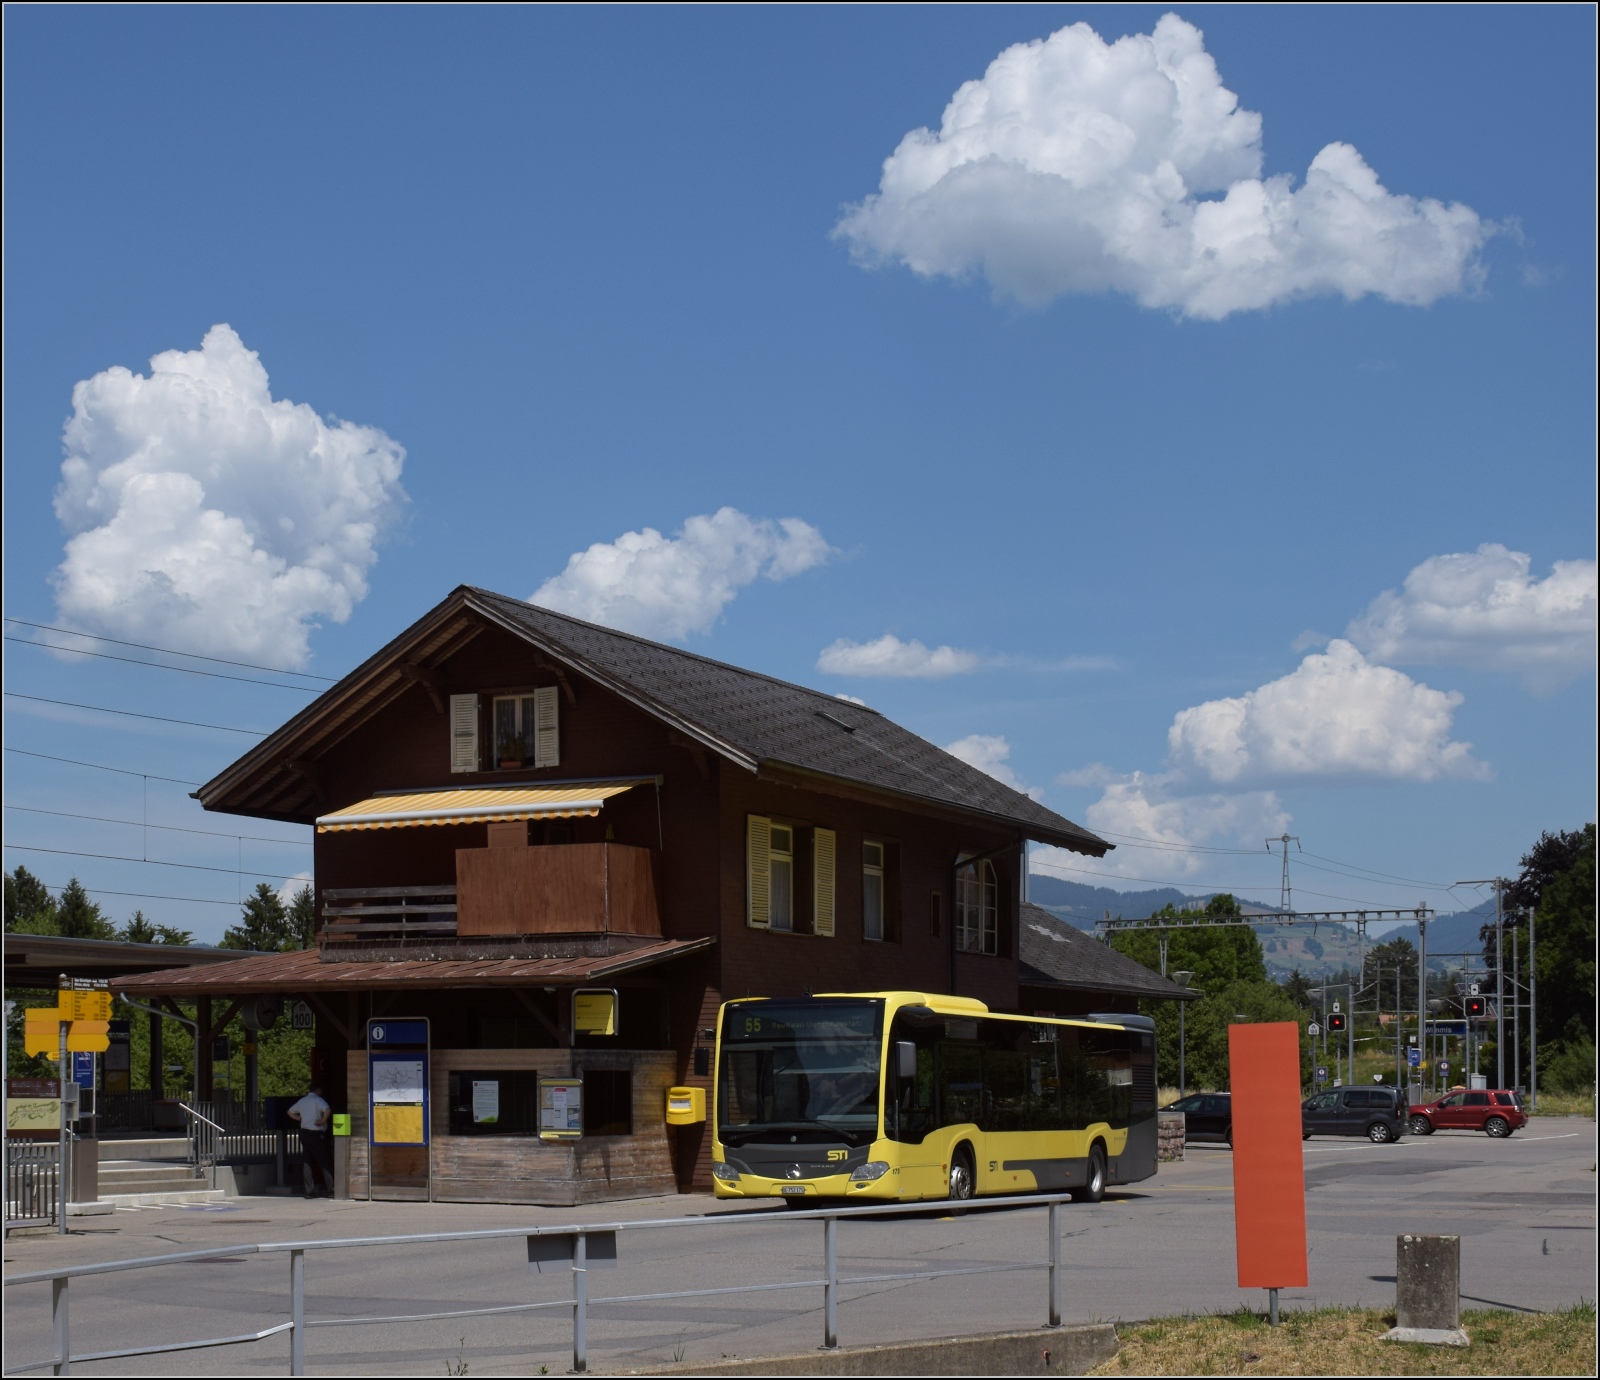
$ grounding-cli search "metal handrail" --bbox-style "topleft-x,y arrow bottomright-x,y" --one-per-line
178,1102 -> 226,1190
3,1191 -> 1080,1375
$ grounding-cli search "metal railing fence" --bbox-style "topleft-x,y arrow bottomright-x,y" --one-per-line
4,1192 -> 1081,1375
4,1142 -> 59,1232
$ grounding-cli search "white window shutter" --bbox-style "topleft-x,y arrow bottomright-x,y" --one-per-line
449,694 -> 479,773
746,815 -> 771,929
533,686 -> 560,768
812,828 -> 836,937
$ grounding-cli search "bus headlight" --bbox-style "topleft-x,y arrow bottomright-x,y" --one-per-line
712,1162 -> 739,1181
849,1161 -> 890,1181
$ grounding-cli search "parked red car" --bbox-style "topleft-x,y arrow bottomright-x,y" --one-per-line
1408,1089 -> 1527,1138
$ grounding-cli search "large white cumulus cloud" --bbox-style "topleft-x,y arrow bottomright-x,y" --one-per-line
835,14 -> 1488,318
1168,640 -> 1487,784
530,507 -> 831,641
1347,544 -> 1597,689
52,325 -> 406,669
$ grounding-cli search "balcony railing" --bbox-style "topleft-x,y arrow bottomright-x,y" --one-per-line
320,884 -> 457,946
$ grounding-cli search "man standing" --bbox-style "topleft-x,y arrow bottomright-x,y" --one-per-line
288,1082 -> 334,1199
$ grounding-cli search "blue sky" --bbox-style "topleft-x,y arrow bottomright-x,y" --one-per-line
4,6 -> 1594,941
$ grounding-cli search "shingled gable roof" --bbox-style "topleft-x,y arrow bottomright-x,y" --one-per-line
197,585 -> 1109,855
1018,903 -> 1194,1002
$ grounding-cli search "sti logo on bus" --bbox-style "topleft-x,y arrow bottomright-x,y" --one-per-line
827,1149 -> 847,1162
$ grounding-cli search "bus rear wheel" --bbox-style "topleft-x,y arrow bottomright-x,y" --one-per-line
1077,1145 -> 1107,1204
948,1147 -> 976,1202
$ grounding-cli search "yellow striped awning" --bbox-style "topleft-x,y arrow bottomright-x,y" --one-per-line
315,784 -> 636,833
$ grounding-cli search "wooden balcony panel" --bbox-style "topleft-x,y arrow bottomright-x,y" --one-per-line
455,842 -> 661,938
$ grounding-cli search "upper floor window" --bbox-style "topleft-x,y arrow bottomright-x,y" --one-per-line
768,823 -> 795,931
955,857 -> 998,955
746,815 -> 836,937
862,841 -> 885,941
491,688 -> 559,769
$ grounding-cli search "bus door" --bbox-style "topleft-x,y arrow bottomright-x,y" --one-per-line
885,1013 -> 944,1198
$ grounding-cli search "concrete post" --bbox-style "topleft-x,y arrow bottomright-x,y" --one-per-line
1383,1234 -> 1468,1346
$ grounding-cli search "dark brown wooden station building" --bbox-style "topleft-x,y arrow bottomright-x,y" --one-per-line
119,586 -> 1183,1205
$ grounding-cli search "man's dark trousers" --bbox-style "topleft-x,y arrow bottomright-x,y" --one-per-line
301,1129 -> 334,1196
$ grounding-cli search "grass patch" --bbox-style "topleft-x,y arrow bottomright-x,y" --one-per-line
1090,1303 -> 1596,1376
1529,1092 -> 1594,1118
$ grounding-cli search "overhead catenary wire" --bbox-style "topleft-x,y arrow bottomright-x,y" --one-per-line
4,842 -> 308,884
1028,855 -> 1405,909
4,691 -> 267,736
32,880 -> 266,910
3,747 -> 202,785
5,635 -> 320,691
3,804 -> 311,848
3,617 -> 336,681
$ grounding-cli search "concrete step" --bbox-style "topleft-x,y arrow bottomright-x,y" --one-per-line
97,1137 -> 188,1162
100,1189 -> 227,1208
98,1163 -> 206,1193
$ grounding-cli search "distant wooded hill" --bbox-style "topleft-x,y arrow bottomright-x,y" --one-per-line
1026,873 -> 1492,978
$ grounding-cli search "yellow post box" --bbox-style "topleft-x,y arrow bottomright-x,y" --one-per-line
665,1086 -> 706,1125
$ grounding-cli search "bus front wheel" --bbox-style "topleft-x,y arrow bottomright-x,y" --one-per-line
1077,1145 -> 1107,1204
948,1147 -> 976,1202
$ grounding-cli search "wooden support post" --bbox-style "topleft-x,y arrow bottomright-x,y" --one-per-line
198,996 -> 213,1102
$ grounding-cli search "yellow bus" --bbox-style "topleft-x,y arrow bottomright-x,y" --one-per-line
711,991 -> 1157,1205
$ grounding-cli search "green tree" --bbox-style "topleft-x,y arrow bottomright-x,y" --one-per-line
156,924 -> 194,945
56,878 -> 115,939
1367,936 -> 1420,1010
286,884 -> 316,949
121,910 -> 157,943
220,883 -> 292,951
5,865 -> 58,934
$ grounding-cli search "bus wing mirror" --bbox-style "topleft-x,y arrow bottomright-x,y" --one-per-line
895,1040 -> 917,1080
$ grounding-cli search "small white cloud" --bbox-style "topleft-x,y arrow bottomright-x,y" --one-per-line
835,14 -> 1488,319
276,872 -> 313,906
51,325 -> 407,669
834,692 -> 869,706
944,733 -> 1042,799
1346,544 -> 1596,689
531,508 -> 831,641
1168,640 -> 1488,784
1039,771 -> 1289,879
818,633 -> 981,678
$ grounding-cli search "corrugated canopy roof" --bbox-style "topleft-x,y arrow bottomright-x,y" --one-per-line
196,585 -> 1110,855
113,936 -> 714,995
316,782 -> 637,832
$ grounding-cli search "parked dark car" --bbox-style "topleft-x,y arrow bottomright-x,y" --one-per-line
1301,1086 -> 1408,1142
1408,1089 -> 1527,1137
1168,1092 -> 1232,1145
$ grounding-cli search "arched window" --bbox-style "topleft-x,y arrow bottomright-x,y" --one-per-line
955,857 -> 998,955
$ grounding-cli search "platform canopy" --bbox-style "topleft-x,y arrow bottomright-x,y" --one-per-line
315,781 -> 639,833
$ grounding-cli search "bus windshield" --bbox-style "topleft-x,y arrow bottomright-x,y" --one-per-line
718,999 -> 883,1147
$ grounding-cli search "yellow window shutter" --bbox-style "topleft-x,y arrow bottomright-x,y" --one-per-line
813,827 -> 836,937
747,815 -> 771,929
533,686 -> 560,768
449,694 -> 478,773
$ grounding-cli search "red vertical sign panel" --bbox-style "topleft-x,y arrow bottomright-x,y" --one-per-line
1229,1022 -> 1308,1288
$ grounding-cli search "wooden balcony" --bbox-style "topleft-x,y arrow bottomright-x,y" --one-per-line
455,842 -> 661,938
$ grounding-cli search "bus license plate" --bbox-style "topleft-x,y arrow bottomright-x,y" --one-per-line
780,1185 -> 808,1196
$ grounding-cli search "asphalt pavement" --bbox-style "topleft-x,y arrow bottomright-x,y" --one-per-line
4,1118 -> 1594,1375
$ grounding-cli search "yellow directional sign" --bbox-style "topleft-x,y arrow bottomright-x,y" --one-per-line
24,1009 -> 62,1057
66,1020 -> 110,1053
58,990 -> 112,1022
